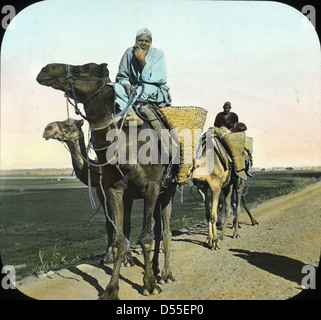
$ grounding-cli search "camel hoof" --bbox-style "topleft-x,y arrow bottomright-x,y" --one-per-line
142,281 -> 162,296
98,290 -> 120,300
161,273 -> 175,284
143,286 -> 161,296
100,254 -> 113,265
152,287 -> 160,295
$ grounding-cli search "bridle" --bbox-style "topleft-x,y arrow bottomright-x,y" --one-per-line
64,64 -> 114,120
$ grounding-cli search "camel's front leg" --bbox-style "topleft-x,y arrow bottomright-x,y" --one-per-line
96,189 -> 114,265
141,183 -> 161,296
123,194 -> 134,267
159,187 -> 175,284
205,186 -> 220,250
99,187 -> 125,300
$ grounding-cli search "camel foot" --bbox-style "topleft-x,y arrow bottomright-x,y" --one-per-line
121,253 -> 134,267
159,270 -> 175,284
98,286 -> 120,300
101,252 -> 134,267
205,238 -> 220,250
143,275 -> 162,296
100,252 -> 114,265
233,233 -> 240,239
251,220 -> 259,226
142,284 -> 162,296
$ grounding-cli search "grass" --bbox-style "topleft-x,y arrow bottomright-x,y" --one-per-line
1,169 -> 321,280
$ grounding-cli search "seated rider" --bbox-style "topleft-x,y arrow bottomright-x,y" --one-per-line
214,101 -> 251,179
114,28 -> 171,124
214,101 -> 238,130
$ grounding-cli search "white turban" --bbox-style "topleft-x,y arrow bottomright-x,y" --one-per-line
136,28 -> 152,39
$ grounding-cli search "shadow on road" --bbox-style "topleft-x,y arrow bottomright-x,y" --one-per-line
229,248 -> 306,284
230,248 -> 321,300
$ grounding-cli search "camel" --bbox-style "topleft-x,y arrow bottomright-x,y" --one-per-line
196,180 -> 259,230
42,118 -> 134,266
192,131 -> 230,249
37,63 -> 176,300
192,130 -> 256,249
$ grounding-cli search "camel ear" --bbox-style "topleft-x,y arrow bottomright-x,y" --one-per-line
76,119 -> 84,128
99,63 -> 109,78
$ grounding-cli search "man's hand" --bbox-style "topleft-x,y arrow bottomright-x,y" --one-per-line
123,83 -> 136,98
134,44 -> 147,69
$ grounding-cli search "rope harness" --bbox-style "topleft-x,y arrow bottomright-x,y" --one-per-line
63,64 -> 123,229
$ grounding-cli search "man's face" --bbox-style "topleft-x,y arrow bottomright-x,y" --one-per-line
223,106 -> 231,114
136,35 -> 152,51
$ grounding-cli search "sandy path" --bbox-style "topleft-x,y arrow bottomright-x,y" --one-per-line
16,181 -> 321,300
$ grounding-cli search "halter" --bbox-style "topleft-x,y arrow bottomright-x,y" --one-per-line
64,64 -> 114,120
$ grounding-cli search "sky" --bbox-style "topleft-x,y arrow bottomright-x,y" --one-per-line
1,0 -> 320,170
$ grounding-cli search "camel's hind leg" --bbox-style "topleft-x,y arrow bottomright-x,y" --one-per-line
241,194 -> 259,226
218,184 -> 233,240
232,177 -> 244,239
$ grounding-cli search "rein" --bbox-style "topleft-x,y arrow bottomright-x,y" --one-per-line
64,64 -> 114,120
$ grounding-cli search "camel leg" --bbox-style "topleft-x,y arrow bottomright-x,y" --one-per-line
159,186 -> 175,283
241,194 -> 259,226
205,186 -> 220,250
219,184 -> 233,240
96,189 -> 114,265
123,194 -> 134,267
232,178 -> 243,239
99,187 -> 125,300
152,199 -> 162,278
99,190 -> 133,267
216,191 -> 225,230
141,182 -> 161,296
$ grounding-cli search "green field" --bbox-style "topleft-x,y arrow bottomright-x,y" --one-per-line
1,169 -> 321,280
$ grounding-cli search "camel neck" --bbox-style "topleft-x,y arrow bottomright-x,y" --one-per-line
83,87 -> 114,130
65,134 -> 86,175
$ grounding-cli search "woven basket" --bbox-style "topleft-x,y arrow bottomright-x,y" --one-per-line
221,132 -> 246,172
245,136 -> 253,154
157,106 -> 208,184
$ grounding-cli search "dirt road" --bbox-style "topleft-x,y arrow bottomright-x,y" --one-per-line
16,181 -> 321,300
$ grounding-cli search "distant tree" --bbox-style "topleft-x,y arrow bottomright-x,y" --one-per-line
286,167 -> 294,171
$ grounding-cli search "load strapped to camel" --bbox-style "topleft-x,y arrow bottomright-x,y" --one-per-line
214,126 -> 253,179
157,106 -> 208,184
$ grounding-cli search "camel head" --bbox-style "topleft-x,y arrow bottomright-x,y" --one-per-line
36,63 -> 110,102
43,118 -> 84,142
